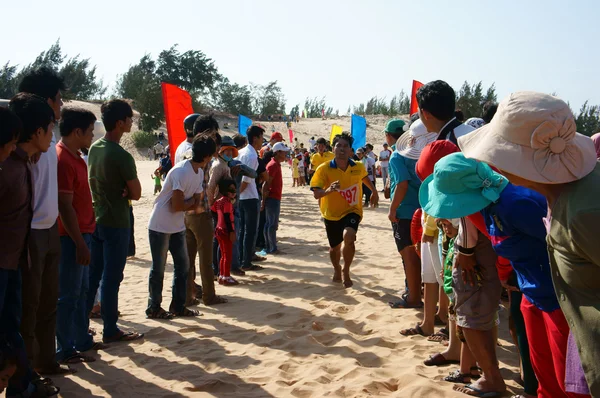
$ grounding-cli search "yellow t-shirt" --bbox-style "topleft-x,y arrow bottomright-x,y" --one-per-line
310,151 -> 335,170
310,159 -> 368,221
292,158 -> 299,178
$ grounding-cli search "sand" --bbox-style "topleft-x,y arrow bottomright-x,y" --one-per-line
54,159 -> 524,398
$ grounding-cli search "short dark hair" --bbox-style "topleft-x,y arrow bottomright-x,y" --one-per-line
233,134 -> 247,148
0,107 -> 23,146
101,99 -> 133,131
59,107 -> 97,137
191,134 -> 217,163
482,101 -> 498,124
416,80 -> 456,121
365,143 -> 373,150
18,66 -> 65,101
333,132 -> 353,148
316,137 -> 327,145
192,114 -> 219,136
246,125 -> 264,144
218,178 -> 236,196
454,109 -> 464,122
9,93 -> 55,144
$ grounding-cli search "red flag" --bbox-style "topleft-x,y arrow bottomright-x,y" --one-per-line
288,129 -> 294,143
161,82 -> 193,160
410,80 -> 424,116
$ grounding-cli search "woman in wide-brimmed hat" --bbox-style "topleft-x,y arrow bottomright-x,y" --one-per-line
458,91 -> 599,397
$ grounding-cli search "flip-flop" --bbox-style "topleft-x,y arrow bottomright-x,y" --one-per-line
435,314 -> 448,326
388,297 -> 423,309
103,330 -> 144,343
453,384 -> 502,397
423,352 -> 459,366
400,323 -> 430,337
61,352 -> 96,364
172,307 -> 201,317
36,363 -> 77,376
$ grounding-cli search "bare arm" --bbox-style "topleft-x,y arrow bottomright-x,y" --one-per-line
58,192 -> 90,265
261,174 -> 273,209
388,180 -> 407,222
125,178 -> 142,201
171,191 -> 201,212
362,176 -> 379,207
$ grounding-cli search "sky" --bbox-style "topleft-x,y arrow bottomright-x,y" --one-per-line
3,0 -> 599,114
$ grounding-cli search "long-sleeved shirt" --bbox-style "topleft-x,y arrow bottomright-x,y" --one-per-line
0,148 -> 33,269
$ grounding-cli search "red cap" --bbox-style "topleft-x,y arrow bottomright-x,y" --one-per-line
271,132 -> 284,142
415,141 -> 460,181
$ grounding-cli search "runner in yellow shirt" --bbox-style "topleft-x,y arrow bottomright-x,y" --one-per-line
310,133 -> 378,288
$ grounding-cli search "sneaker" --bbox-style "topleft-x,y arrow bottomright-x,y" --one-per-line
222,277 -> 239,286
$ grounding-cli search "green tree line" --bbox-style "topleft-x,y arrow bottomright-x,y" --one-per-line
1,41 -> 599,136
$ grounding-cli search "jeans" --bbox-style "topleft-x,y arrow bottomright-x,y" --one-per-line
0,268 -> 33,396
87,225 -> 130,339
255,208 -> 266,250
148,230 -> 189,313
238,199 -> 260,268
381,166 -> 389,188
264,198 -> 281,253
56,234 -> 94,361
128,206 -> 136,257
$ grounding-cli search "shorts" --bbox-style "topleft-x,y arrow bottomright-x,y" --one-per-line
324,213 -> 361,248
299,170 -> 305,177
391,219 -> 413,252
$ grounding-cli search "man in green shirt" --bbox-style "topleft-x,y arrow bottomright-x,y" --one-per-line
87,99 -> 144,343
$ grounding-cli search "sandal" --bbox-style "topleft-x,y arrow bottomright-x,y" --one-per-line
89,311 -> 101,319
252,254 -> 267,262
88,342 -> 107,351
61,352 -> 96,364
172,307 -> 201,317
203,295 -> 228,306
423,352 -> 459,366
388,297 -> 423,309
453,384 -> 502,397
221,277 -> 239,286
31,377 -> 60,396
103,330 -> 144,343
435,314 -> 448,326
444,369 -> 479,384
185,297 -> 200,306
35,363 -> 76,376
428,327 -> 450,342
146,307 -> 174,320
400,323 -> 430,337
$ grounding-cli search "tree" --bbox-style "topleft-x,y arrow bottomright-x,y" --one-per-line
575,101 -> 600,137
0,62 -> 19,99
456,81 -> 497,119
0,40 -> 106,100
214,79 -> 253,115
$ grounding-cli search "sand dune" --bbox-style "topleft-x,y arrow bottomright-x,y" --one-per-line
56,161 -> 523,397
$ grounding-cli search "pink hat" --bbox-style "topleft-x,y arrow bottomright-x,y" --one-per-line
458,91 -> 597,184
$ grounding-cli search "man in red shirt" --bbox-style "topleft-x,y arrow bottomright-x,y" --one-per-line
261,142 -> 290,254
56,107 -> 100,363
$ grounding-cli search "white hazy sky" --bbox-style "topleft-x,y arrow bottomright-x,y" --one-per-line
3,0 -> 599,114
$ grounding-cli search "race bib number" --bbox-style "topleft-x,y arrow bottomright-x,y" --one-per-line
338,184 -> 359,206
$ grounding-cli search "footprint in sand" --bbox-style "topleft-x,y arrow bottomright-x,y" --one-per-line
344,320 -> 374,335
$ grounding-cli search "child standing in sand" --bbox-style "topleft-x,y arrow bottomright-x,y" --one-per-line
152,170 -> 162,195
212,179 -> 239,286
292,154 -> 300,187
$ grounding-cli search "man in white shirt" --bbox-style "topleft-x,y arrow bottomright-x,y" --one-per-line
174,113 -> 201,164
18,67 -> 74,375
356,148 -> 376,206
235,125 -> 264,271
308,136 -> 316,151
147,135 -> 216,319
416,80 -> 474,144
153,141 -> 165,160
379,143 -> 392,189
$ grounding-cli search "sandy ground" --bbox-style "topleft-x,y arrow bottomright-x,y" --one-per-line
53,160 -> 524,398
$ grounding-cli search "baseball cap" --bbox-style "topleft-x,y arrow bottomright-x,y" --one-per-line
272,142 -> 290,152
271,132 -> 284,142
382,119 -> 408,135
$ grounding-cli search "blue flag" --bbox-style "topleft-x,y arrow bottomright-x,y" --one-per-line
351,114 -> 367,151
238,114 -> 253,136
